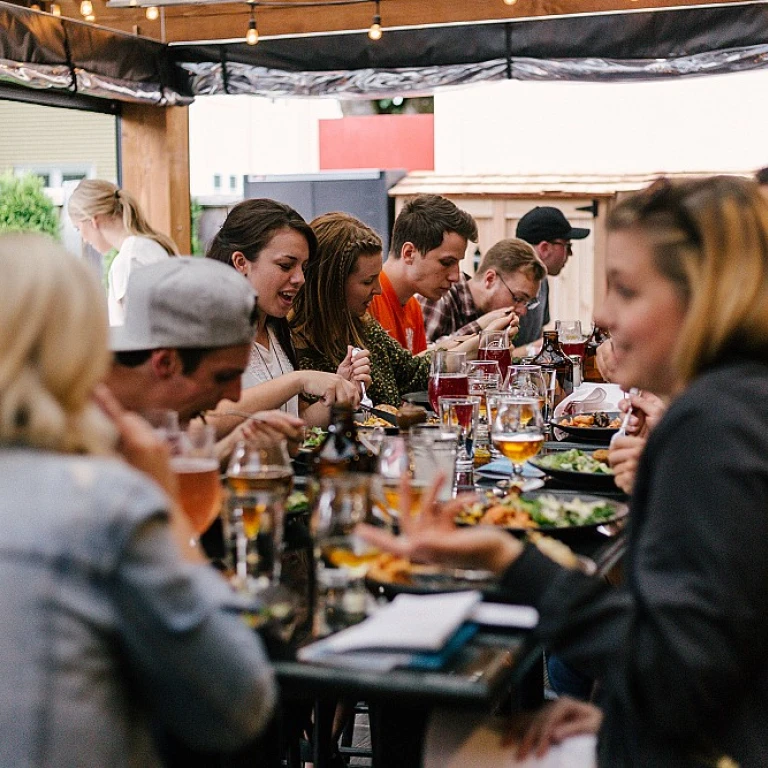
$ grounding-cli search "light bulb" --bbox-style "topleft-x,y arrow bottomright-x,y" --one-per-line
85,13 -> 95,21
145,5 -> 159,20
80,0 -> 92,15
503,0 -> 517,5
368,20 -> 382,41
246,18 -> 259,45
51,3 -> 61,14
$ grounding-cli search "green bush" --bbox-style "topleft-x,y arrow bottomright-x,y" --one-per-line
0,173 -> 60,239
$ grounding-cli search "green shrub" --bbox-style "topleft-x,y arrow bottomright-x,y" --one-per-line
0,172 -> 60,239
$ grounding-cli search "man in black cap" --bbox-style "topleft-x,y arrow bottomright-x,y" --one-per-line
515,206 -> 590,351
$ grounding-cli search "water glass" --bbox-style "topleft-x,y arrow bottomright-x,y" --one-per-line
438,396 -> 481,471
409,424 -> 459,502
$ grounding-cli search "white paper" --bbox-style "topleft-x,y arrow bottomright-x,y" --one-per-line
298,591 -> 482,663
424,710 -> 597,768
554,383 -> 624,418
470,603 -> 539,629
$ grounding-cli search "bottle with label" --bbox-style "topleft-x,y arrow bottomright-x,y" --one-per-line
532,330 -> 574,417
583,324 -> 611,383
314,402 -> 376,477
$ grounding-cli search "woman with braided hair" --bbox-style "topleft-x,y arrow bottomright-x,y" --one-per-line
291,211 -> 429,407
68,179 -> 178,326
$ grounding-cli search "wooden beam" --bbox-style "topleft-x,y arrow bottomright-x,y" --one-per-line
59,0 -> 756,44
120,104 -> 191,254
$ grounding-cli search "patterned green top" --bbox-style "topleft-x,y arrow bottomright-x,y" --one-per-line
296,318 -> 430,407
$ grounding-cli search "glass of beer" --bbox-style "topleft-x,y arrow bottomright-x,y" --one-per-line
478,329 -> 512,380
171,422 -> 221,536
226,438 -> 293,584
376,436 -> 428,521
490,396 -> 545,486
428,350 -> 468,412
556,320 -> 586,362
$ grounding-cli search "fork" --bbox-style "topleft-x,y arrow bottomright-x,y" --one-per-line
611,387 -> 640,444
351,347 -> 373,409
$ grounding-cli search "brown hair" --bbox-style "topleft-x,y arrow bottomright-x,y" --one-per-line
68,179 -> 178,256
477,238 -> 546,282
390,194 -> 477,259
608,175 -> 768,383
291,212 -> 382,365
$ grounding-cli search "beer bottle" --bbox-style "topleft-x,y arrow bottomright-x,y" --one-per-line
583,324 -> 610,383
314,402 -> 376,477
532,330 -> 574,415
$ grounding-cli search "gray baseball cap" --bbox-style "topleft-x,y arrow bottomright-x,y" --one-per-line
111,257 -> 257,352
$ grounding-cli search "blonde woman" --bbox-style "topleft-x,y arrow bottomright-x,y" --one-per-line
68,179 -> 178,325
0,233 -> 275,765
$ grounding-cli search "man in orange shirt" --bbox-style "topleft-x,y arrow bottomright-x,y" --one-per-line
370,195 -> 478,354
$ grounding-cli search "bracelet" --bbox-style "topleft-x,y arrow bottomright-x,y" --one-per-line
299,392 -> 321,405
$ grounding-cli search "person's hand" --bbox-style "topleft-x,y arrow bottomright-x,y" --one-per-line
240,410 -> 305,443
608,434 -> 645,494
515,697 -> 603,760
479,307 -> 520,336
618,390 -> 666,439
596,339 -> 618,383
300,370 -> 361,408
357,477 -> 523,575
93,384 -> 177,497
336,346 -> 373,389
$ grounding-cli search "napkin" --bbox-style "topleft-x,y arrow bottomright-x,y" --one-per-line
298,591 -> 482,671
475,459 -> 546,480
554,383 -> 624,418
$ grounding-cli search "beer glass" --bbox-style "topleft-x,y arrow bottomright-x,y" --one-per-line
556,320 -> 586,361
428,350 -> 468,412
490,396 -> 545,486
226,439 -> 293,583
478,329 -> 512,379
170,422 -> 220,536
376,435 -> 427,521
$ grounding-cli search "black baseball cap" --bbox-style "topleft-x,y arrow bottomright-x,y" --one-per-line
516,206 -> 590,245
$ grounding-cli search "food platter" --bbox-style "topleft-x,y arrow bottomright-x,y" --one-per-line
456,489 -> 628,542
552,411 -> 621,444
529,449 -> 617,491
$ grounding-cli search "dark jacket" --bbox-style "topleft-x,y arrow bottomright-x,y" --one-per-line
502,356 -> 768,766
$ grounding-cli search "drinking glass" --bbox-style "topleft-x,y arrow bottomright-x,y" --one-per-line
376,436 -> 426,521
438,396 -> 481,471
556,320 -> 586,361
226,439 -> 293,584
311,473 -> 382,630
409,424 -> 459,502
170,422 -> 221,536
467,360 -> 502,451
504,364 -> 548,415
490,396 -> 545,486
478,329 -> 512,379
428,350 -> 468,412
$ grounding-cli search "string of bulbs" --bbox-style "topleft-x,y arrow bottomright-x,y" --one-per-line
244,0 -> 383,45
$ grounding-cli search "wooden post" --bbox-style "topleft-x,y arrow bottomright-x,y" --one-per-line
120,104 -> 191,254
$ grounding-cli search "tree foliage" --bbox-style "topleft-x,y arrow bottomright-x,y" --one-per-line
0,173 -> 60,239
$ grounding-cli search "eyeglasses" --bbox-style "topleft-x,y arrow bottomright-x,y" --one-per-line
497,273 -> 540,311
549,240 -> 573,254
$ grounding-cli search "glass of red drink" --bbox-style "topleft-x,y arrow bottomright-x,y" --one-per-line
556,320 -> 586,361
478,330 -> 512,379
428,350 -> 469,412
438,395 -> 481,470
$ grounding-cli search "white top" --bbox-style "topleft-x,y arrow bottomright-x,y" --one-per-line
241,326 -> 299,416
108,236 -> 171,326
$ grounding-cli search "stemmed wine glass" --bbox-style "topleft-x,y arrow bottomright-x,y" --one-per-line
226,438 -> 293,586
490,396 -> 545,487
478,329 -> 512,379
504,365 -> 548,414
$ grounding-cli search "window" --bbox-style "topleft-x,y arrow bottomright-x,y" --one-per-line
229,175 -> 237,190
14,165 -> 92,189
213,174 -> 222,190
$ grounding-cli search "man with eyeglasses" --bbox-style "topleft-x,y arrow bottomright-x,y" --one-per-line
418,237 -> 546,350
515,206 -> 591,352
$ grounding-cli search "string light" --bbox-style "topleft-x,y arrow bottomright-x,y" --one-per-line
145,5 -> 159,20
246,1 -> 259,44
85,12 -> 95,20
80,0 -> 92,15
368,0 -> 382,40
50,2 -> 61,14
503,0 -> 518,5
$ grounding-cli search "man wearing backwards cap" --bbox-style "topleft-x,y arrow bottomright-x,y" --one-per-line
515,206 -> 590,349
106,258 -> 303,446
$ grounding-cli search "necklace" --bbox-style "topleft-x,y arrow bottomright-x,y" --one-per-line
250,327 -> 291,413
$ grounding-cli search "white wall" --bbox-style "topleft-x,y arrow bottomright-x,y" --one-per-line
434,71 -> 768,176
188,94 -> 342,197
